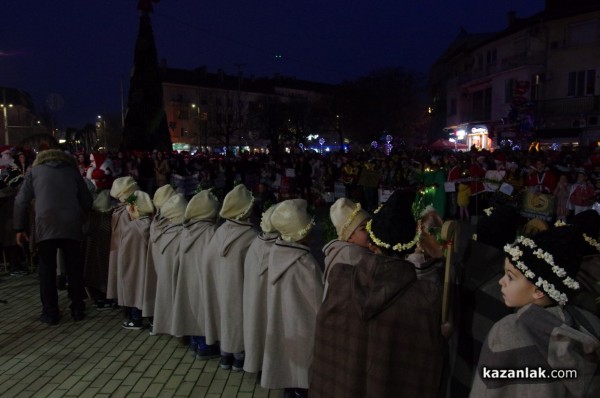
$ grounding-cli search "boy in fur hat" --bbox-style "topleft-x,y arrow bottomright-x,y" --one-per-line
104,176 -> 140,310
313,191 -> 443,397
243,204 -> 281,373
262,199 -> 323,398
362,190 -> 444,396
471,225 -> 600,397
171,190 -> 220,358
150,193 -> 188,336
118,191 -> 155,329
142,184 -> 176,322
204,184 -> 257,371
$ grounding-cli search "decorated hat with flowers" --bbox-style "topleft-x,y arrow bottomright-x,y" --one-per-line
126,190 -> 155,219
271,199 -> 314,242
366,190 -> 418,254
220,184 -> 254,220
184,190 -> 219,221
160,193 -> 188,224
503,225 -> 584,305
475,205 -> 520,250
110,176 -> 140,203
153,184 -> 176,209
330,198 -> 370,241
260,203 -> 280,234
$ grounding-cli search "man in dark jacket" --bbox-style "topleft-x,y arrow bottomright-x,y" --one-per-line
14,149 -> 93,325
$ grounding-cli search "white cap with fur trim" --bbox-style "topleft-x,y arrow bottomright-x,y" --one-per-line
260,204 -> 280,234
153,184 -> 176,209
220,184 -> 254,220
93,190 -> 112,212
161,193 -> 188,224
185,190 -> 219,221
127,190 -> 155,219
110,176 -> 140,203
271,199 -> 314,242
330,198 -> 370,241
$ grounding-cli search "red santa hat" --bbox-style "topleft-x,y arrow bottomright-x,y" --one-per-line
90,152 -> 107,167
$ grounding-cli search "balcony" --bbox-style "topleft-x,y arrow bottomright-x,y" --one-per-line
535,96 -> 600,115
458,52 -> 545,85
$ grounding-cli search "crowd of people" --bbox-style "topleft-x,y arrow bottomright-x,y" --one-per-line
2,142 -> 600,397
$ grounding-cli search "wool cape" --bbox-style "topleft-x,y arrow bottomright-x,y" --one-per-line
204,219 -> 257,351
142,212 -> 170,317
260,239 -> 324,390
151,220 -> 184,336
470,303 -> 600,398
106,203 -> 130,301
114,214 -> 152,309
242,231 -> 279,373
310,251 -> 444,398
171,219 -> 216,337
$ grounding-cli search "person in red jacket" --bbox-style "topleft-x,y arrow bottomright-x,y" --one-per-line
86,152 -> 114,190
525,158 -> 556,194
568,169 -> 596,215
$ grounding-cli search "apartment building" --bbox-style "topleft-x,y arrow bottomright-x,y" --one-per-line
429,0 -> 600,150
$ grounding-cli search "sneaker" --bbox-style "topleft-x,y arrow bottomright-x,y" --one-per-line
121,319 -> 143,330
220,354 -> 234,370
197,345 -> 220,360
40,314 -> 60,326
148,322 -> 156,335
232,358 -> 244,372
95,300 -> 118,311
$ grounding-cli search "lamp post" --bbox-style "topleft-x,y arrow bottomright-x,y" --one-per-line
1,103 -> 13,145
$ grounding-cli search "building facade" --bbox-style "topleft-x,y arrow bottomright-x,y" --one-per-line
429,0 -> 600,150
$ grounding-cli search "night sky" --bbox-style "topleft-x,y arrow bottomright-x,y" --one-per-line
1,0 -> 544,129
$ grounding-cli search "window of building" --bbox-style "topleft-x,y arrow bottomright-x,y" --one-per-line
486,48 -> 497,65
567,69 -> 596,96
514,37 -> 528,53
567,20 -> 598,46
472,88 -> 492,121
449,98 -> 457,116
505,79 -> 516,103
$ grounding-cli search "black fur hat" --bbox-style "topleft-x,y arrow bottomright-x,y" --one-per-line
504,225 -> 584,305
366,189 -> 418,254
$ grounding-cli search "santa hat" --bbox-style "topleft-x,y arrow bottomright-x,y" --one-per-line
90,152 -> 106,167
260,204 -> 280,234
271,199 -> 314,242
184,190 -> 219,221
220,184 -> 254,220
329,198 -> 370,241
160,193 -> 188,224
0,145 -> 11,155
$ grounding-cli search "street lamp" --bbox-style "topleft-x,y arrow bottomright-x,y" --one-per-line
191,103 -> 201,150
1,103 -> 13,145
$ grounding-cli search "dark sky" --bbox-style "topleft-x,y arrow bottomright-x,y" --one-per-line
1,0 -> 545,129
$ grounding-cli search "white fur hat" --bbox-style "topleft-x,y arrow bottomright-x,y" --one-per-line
127,190 -> 154,219
260,204 -> 280,234
329,198 -> 370,241
161,193 -> 188,224
92,190 -> 112,212
153,184 -> 176,209
271,199 -> 314,242
220,184 -> 254,220
110,176 -> 140,202
185,190 -> 219,221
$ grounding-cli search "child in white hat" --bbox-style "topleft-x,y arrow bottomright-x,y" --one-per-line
204,184 -> 257,371
151,193 -> 188,336
171,190 -> 220,359
242,204 -> 281,373
261,199 -> 323,398
142,184 -> 177,321
322,198 -> 371,298
117,191 -> 155,330
103,176 -> 141,311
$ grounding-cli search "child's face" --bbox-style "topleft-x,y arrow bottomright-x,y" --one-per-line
559,175 -> 567,184
348,219 -> 370,248
499,259 -> 538,308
